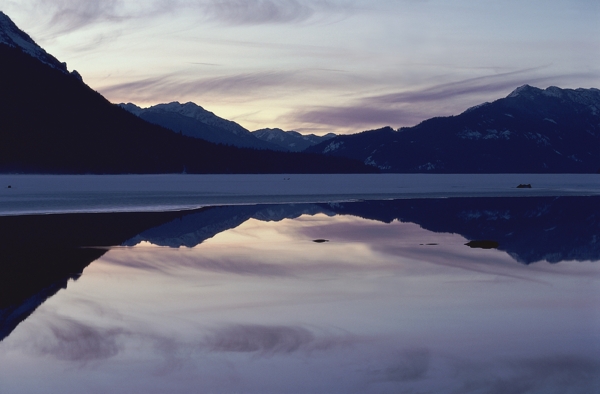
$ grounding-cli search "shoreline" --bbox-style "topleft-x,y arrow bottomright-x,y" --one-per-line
1,174 -> 599,216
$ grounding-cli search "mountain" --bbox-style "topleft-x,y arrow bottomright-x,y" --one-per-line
0,12 -> 374,174
252,128 -> 336,152
119,102 -> 284,150
306,85 -> 600,173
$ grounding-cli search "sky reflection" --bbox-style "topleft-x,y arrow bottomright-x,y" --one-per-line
1,209 -> 599,393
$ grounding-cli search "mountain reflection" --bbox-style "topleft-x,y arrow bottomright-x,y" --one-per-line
124,196 -> 600,265
1,196 -> 598,342
0,210 -> 195,342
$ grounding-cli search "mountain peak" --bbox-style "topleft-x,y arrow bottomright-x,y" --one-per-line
506,84 -> 541,98
0,11 -> 68,73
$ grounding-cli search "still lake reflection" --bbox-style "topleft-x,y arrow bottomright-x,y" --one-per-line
1,197 -> 599,393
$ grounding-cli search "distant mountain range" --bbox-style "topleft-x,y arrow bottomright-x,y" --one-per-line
306,85 -> 600,173
119,102 -> 283,150
0,11 -> 373,174
252,128 -> 336,152
0,10 -> 598,173
119,102 -> 336,152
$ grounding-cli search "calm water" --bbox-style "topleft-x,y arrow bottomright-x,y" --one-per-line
1,197 -> 599,393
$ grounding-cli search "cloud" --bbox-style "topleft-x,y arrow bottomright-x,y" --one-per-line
23,0 -> 357,37
363,67 -> 556,106
201,0 -> 357,25
42,0 -> 125,34
286,68 -> 600,130
29,0 -> 178,36
289,105 -> 420,129
100,71 -> 299,103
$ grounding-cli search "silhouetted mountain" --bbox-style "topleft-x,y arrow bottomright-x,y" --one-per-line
307,85 -> 600,173
252,128 -> 336,152
0,12 -> 375,174
119,102 -> 284,150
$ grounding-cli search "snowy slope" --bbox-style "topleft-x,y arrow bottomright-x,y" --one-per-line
307,85 -> 600,173
119,102 -> 284,150
0,11 -> 68,73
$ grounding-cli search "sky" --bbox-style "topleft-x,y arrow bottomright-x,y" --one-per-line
1,0 -> 599,135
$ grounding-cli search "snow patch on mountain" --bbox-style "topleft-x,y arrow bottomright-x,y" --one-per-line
253,128 -> 336,152
464,102 -> 491,113
364,156 -> 391,170
507,85 -> 600,114
323,141 -> 343,153
458,129 -> 510,140
0,11 -> 69,73
149,102 -> 249,136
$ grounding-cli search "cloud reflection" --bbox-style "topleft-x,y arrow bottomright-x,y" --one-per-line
32,318 -> 128,362
453,355 -> 600,394
204,324 -> 356,356
372,349 -> 431,383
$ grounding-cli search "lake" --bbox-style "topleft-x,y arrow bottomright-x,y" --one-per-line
0,176 -> 599,393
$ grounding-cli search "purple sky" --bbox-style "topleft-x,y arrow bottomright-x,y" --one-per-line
1,0 -> 599,134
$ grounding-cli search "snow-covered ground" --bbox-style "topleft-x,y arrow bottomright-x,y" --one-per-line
0,174 -> 598,216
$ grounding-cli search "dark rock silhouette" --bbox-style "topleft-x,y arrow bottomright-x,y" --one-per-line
517,184 -> 532,188
465,240 -> 500,249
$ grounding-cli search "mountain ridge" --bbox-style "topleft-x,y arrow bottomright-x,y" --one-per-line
0,11 -> 375,174
306,84 -> 600,173
118,101 -> 283,150
252,128 -> 336,152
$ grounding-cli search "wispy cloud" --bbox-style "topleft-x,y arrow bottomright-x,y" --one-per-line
100,71 -> 299,103
21,0 -> 358,37
28,0 -> 178,36
289,105 -> 418,129
201,0 -> 357,25
286,68 -> 599,130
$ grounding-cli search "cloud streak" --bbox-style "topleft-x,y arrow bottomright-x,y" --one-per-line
24,0 -> 357,37
287,68 -> 600,130
100,71 -> 299,103
200,0 -> 360,26
29,0 -> 178,36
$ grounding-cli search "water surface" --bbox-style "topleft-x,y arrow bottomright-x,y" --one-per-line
0,197 -> 599,393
